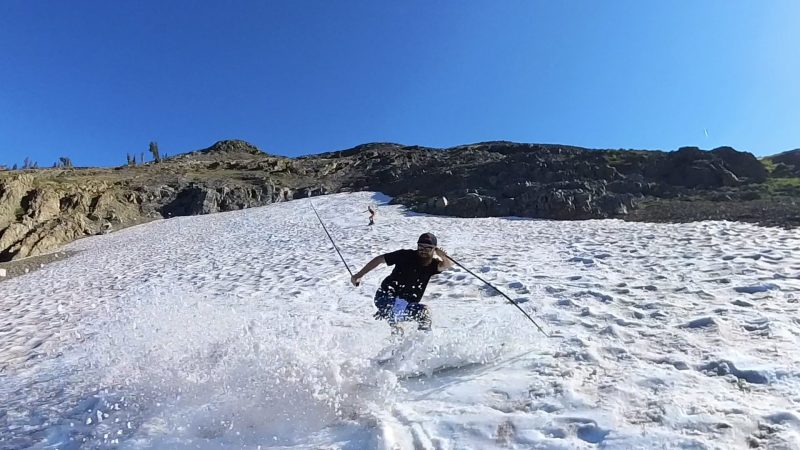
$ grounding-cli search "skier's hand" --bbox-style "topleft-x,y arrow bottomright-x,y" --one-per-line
435,247 -> 455,271
351,275 -> 362,286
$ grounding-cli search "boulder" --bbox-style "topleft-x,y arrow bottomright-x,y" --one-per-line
160,185 -> 220,216
0,174 -> 34,229
770,149 -> 800,167
446,193 -> 499,217
711,147 -> 767,182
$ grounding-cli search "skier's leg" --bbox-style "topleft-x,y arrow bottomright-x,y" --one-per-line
373,291 -> 393,321
408,303 -> 431,331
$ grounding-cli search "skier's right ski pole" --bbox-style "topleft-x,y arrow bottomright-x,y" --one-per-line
445,254 -> 549,337
310,201 -> 354,277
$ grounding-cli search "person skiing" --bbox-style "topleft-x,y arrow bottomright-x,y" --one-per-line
351,232 -> 453,333
367,205 -> 376,226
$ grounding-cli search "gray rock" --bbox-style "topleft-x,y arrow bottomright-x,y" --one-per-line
0,139 -> 796,261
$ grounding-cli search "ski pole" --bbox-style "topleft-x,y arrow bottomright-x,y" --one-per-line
445,254 -> 549,337
309,201 -> 354,276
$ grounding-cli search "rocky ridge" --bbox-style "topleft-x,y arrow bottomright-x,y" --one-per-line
0,139 -> 798,262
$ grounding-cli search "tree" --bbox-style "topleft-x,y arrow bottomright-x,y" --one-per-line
23,157 -> 32,169
12,164 -> 17,170
127,153 -> 136,166
140,152 -> 145,165
149,141 -> 161,163
58,156 -> 73,168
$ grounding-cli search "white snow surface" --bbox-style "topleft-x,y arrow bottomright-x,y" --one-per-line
2,191 -> 800,449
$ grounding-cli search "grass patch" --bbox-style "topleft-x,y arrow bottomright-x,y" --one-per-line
603,151 -> 628,167
756,177 -> 800,196
760,158 -> 777,174
602,149 -> 652,168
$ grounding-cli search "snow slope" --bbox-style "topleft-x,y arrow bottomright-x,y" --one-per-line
1,192 -> 799,449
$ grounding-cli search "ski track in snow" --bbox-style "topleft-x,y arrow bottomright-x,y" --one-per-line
2,191 -> 800,449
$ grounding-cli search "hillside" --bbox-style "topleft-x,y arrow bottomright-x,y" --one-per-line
1,140 -> 798,262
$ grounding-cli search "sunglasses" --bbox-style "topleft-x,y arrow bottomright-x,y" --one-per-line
417,244 -> 436,251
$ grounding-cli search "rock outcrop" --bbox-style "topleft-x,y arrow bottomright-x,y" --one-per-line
0,175 -> 139,261
1,139 -> 797,262
768,149 -> 800,177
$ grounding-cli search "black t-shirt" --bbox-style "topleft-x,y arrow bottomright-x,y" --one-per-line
379,249 -> 442,303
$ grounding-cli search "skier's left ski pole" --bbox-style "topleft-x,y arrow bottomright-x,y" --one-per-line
445,254 -> 548,337
310,201 -> 354,276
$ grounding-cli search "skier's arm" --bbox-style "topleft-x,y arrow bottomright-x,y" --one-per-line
351,255 -> 386,286
435,248 -> 454,272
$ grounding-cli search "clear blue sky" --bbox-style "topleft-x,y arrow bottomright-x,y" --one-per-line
1,1 -> 798,167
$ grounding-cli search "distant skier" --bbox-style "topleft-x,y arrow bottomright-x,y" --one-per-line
351,233 -> 453,333
367,205 -> 376,226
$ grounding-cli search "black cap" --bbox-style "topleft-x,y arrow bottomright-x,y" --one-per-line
417,232 -> 437,246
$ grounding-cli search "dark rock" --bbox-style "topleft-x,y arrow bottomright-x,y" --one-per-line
771,148 -> 800,167
739,191 -> 761,201
158,183 -> 276,217
607,180 -> 644,195
711,193 -> 734,202
768,149 -> 800,177
2,139 -> 799,262
711,147 -> 767,182
772,163 -> 797,178
598,194 -> 630,216
444,193 -> 506,217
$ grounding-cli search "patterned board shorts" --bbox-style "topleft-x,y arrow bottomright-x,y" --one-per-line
373,290 -> 430,328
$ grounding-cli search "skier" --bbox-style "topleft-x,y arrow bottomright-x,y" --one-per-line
367,205 -> 376,226
351,232 -> 453,333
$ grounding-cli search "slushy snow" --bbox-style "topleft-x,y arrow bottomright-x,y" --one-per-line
1,192 -> 799,449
